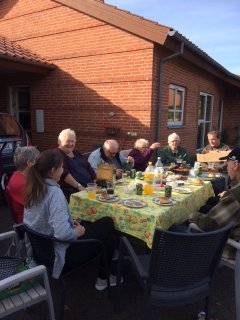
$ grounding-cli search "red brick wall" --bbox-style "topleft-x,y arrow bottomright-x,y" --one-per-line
152,46 -> 237,156
0,0 -> 155,152
0,0 -> 239,154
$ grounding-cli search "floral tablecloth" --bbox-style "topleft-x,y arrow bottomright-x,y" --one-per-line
69,181 -> 214,248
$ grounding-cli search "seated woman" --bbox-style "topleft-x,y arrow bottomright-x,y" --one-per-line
23,149 -> 116,290
6,146 -> 40,225
158,132 -> 191,166
129,139 -> 160,172
57,128 -> 96,201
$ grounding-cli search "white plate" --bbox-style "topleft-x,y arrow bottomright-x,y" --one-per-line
97,195 -> 120,203
201,174 -> 222,181
153,197 -> 177,206
174,187 -> 192,194
115,179 -> 129,185
123,199 -> 147,208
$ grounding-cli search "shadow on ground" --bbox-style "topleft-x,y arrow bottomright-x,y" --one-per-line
0,204 -> 236,320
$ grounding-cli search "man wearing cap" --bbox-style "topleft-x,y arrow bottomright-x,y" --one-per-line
189,148 -> 240,245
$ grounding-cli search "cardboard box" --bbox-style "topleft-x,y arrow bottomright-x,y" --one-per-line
196,150 -> 231,163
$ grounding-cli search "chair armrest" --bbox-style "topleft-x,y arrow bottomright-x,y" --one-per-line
119,236 -> 148,279
189,223 -> 204,232
0,231 -> 16,241
0,265 -> 46,291
227,238 -> 240,250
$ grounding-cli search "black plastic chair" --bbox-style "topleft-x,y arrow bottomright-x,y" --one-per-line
24,225 -> 110,320
116,223 -> 234,320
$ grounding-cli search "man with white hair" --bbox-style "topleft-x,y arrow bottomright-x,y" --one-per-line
158,132 -> 191,166
88,139 -> 134,178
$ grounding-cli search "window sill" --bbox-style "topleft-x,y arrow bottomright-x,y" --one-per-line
167,124 -> 185,129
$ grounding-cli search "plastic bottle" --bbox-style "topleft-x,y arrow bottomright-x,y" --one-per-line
154,157 -> 163,185
144,162 -> 155,195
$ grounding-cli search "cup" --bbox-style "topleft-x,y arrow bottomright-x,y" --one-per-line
122,172 -> 128,179
106,180 -> 114,195
86,183 -> 97,199
208,162 -> 215,169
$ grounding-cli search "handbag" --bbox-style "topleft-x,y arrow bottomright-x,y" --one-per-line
0,256 -> 22,281
0,256 -> 40,300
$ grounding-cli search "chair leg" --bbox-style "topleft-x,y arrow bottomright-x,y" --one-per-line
58,278 -> 67,320
43,272 -> 56,320
235,250 -> 240,320
205,296 -> 211,320
143,301 -> 151,320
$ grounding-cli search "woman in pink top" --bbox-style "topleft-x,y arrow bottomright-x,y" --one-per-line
6,146 -> 40,224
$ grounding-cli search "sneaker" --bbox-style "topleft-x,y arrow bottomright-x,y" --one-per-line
95,274 -> 123,291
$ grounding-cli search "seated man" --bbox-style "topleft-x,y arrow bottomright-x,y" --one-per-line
88,139 -> 134,178
202,130 -> 230,153
157,132 -> 191,166
201,130 -> 231,194
170,148 -> 240,259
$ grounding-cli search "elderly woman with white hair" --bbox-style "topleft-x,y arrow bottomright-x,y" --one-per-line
57,128 -> 96,201
158,132 -> 191,166
129,139 -> 160,171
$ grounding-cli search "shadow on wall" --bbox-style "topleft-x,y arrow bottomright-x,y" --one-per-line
0,1 -> 18,19
1,66 -> 157,153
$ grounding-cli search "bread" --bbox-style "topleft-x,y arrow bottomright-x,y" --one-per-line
193,178 -> 204,185
100,190 -> 109,199
159,196 -> 171,204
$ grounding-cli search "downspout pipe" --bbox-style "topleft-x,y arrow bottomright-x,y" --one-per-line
157,38 -> 184,141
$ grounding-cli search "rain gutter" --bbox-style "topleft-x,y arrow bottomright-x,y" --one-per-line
157,30 -> 184,141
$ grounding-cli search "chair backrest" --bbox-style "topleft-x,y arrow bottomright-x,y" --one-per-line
24,225 -> 55,270
148,223 -> 234,291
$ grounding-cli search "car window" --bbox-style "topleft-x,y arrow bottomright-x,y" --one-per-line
0,115 -> 21,136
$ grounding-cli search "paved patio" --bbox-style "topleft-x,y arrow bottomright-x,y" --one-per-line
0,203 -> 236,320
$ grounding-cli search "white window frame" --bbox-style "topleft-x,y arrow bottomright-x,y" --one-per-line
167,84 -> 185,126
197,92 -> 214,150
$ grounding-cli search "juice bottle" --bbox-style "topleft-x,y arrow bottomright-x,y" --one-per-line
144,162 -> 155,195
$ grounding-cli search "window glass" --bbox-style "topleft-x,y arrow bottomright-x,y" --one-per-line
168,85 -> 185,126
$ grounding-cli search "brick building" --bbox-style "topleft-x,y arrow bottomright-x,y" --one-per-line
0,0 -> 240,155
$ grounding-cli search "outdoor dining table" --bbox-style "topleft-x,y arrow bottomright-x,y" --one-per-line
69,180 -> 214,248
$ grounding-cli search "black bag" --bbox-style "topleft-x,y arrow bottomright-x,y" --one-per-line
0,256 -> 22,281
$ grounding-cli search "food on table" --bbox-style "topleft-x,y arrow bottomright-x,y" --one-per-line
100,190 -> 109,199
208,173 -> 215,178
192,178 -> 204,185
136,171 -> 144,180
159,196 -> 171,204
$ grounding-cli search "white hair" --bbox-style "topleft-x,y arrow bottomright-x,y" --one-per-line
103,139 -> 119,150
58,128 -> 76,143
134,138 -> 149,149
168,132 -> 180,143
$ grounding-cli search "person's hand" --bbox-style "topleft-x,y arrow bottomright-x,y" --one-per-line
116,168 -> 123,178
127,156 -> 134,165
150,142 -> 161,150
188,213 -> 195,223
73,221 -> 85,237
77,184 -> 85,191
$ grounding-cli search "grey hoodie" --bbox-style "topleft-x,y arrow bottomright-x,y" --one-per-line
24,178 -> 77,278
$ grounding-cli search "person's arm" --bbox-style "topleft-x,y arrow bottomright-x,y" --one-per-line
190,194 -> 240,232
64,173 -> 85,191
48,188 -> 85,239
88,150 -> 102,172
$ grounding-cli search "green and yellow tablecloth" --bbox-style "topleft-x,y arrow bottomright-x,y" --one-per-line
69,181 -> 214,248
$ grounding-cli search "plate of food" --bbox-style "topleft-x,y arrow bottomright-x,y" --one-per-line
115,179 -> 129,185
174,187 -> 192,194
153,197 -> 177,206
201,173 -> 222,181
123,199 -> 147,208
97,194 -> 120,202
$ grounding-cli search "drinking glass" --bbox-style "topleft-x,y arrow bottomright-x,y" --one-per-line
106,180 -> 114,195
208,162 -> 215,169
86,183 -> 97,199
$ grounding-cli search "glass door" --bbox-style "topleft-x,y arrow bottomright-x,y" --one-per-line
197,92 -> 213,150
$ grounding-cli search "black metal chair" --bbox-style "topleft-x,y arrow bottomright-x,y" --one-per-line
116,223 -> 234,320
24,225 -> 110,320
